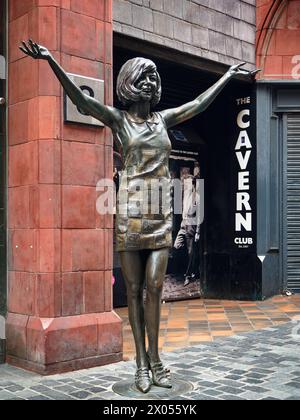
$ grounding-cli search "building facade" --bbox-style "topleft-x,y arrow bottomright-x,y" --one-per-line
113,0 -> 256,67
0,0 -> 299,372
256,0 -> 300,296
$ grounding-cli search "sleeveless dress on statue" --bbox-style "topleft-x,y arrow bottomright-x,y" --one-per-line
113,111 -> 173,252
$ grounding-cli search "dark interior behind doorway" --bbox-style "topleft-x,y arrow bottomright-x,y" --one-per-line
112,44 -> 258,306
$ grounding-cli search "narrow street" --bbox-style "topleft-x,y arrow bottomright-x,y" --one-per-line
0,302 -> 300,400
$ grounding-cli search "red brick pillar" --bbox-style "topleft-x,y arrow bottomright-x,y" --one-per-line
6,0 -> 122,374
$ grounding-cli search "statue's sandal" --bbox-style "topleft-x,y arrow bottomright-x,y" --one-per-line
135,368 -> 152,394
149,361 -> 172,389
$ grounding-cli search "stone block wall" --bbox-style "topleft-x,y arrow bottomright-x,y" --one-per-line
113,0 -> 256,68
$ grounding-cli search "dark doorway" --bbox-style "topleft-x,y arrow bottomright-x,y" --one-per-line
112,40 -> 257,306
0,0 -> 7,364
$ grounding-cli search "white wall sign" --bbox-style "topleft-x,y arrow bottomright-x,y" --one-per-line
64,73 -> 104,127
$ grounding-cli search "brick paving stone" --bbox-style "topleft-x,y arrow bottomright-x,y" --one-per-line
75,376 -> 95,382
196,380 -> 217,388
39,380 -> 62,387
0,381 -> 15,387
86,387 -> 106,394
242,385 -> 269,393
202,389 -> 224,397
239,391 -> 266,400
0,391 -> 15,400
11,390 -> 42,400
218,379 -> 245,388
54,385 -> 79,394
30,385 -> 53,394
210,366 -> 229,372
246,372 -> 266,379
286,382 -> 300,389
38,389 -> 77,400
84,380 -> 107,387
242,378 -> 264,385
221,395 -> 245,400
70,382 -> 94,390
249,368 -> 273,375
57,378 -> 78,384
176,368 -> 204,375
225,375 -> 243,381
172,363 -> 192,369
231,370 -> 247,375
217,386 -> 244,395
291,371 -> 300,376
5,385 -> 24,392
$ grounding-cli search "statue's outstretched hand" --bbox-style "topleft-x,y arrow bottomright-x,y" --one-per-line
19,40 -> 52,61
228,62 -> 261,78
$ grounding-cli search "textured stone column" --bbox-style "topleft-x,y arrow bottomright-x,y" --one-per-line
6,0 -> 122,374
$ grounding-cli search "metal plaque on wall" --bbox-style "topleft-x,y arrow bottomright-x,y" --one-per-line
64,73 -> 104,127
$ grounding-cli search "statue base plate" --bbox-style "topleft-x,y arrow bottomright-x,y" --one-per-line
112,377 -> 193,400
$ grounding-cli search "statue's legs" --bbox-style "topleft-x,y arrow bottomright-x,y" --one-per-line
145,247 -> 172,388
145,248 -> 169,363
120,248 -> 171,391
119,251 -> 148,369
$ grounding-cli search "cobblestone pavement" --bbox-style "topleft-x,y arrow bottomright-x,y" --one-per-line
0,322 -> 300,400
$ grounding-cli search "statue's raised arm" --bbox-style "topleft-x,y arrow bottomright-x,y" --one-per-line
19,40 -> 122,130
160,62 -> 260,129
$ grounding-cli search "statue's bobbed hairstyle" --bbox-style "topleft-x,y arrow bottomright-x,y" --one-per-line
117,57 -> 162,108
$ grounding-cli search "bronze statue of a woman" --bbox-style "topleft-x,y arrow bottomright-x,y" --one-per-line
20,40 -> 258,394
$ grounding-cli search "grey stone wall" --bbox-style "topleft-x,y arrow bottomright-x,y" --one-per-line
113,0 -> 256,69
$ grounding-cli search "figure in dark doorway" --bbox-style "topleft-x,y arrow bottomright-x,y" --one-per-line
174,167 -> 201,286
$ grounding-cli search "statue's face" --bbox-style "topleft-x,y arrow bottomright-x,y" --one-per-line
134,70 -> 158,102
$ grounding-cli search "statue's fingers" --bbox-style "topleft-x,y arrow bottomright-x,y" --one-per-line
29,39 -> 38,54
32,44 -> 39,55
21,40 -> 29,50
237,62 -> 247,69
19,46 -> 28,55
34,43 -> 41,53
28,39 -> 35,50
21,42 -> 37,58
237,67 -> 251,75
251,69 -> 261,75
231,62 -> 246,71
22,41 -> 32,54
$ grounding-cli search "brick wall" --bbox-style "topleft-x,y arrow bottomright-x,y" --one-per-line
257,0 -> 300,79
113,0 -> 256,68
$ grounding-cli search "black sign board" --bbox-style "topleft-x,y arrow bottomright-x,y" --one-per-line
230,87 -> 257,253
